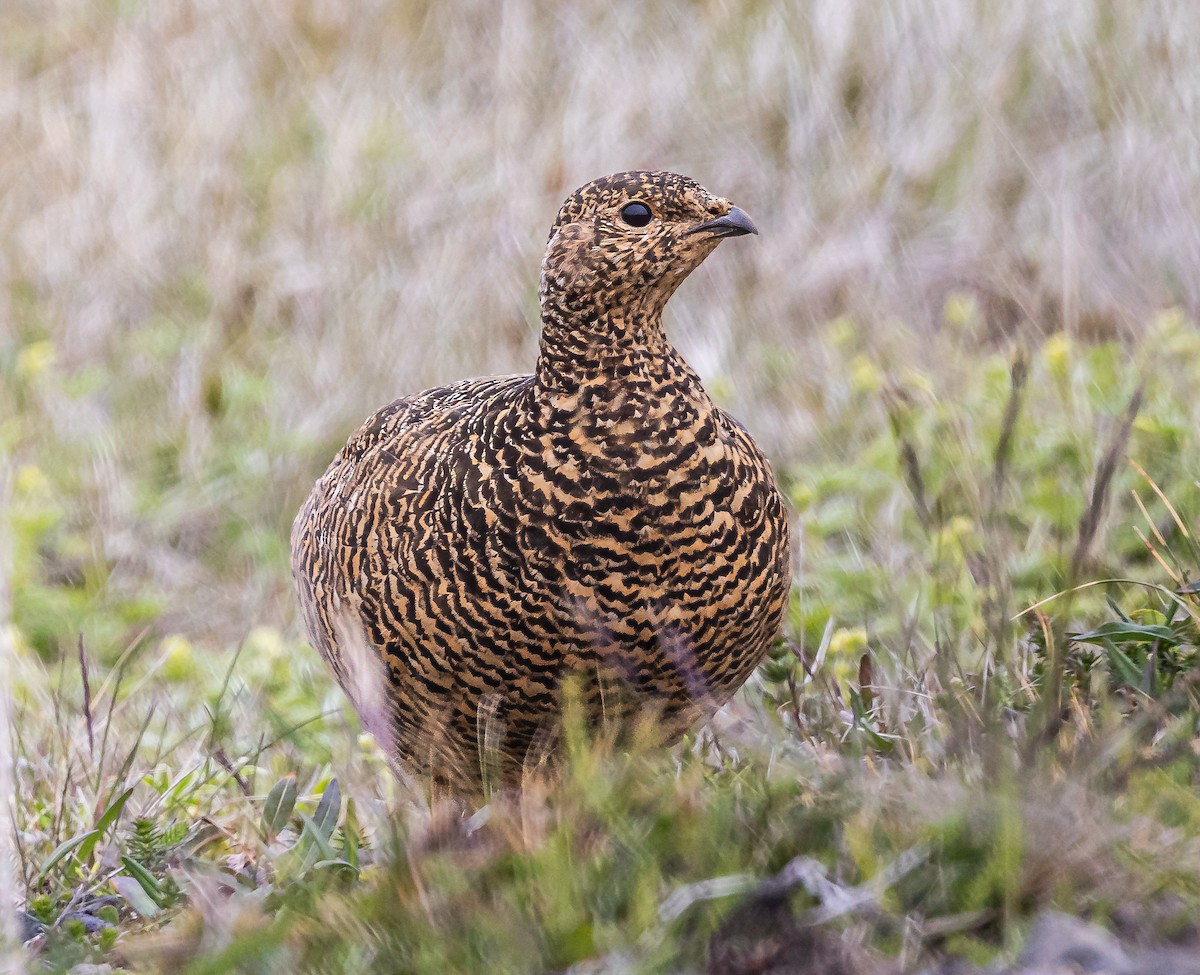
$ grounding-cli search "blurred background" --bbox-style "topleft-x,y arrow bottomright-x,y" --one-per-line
5,0 -> 1199,663
7,1 -> 1200,968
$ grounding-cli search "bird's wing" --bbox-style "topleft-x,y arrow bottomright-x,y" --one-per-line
291,373 -> 534,627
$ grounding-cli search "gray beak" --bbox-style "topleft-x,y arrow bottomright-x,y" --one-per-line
689,205 -> 759,238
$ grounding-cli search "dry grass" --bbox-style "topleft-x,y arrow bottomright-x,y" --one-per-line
5,0 -> 1200,634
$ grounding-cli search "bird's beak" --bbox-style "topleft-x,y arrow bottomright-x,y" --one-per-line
689,205 -> 759,238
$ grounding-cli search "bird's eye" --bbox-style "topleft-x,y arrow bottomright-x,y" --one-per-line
620,201 -> 653,227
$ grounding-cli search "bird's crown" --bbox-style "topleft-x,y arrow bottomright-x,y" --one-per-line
549,171 -> 726,237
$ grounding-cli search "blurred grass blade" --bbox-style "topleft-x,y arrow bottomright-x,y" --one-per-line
1104,595 -> 1133,623
35,831 -> 98,884
164,766 -> 198,804
1102,640 -> 1144,689
292,779 -> 341,872
78,633 -> 94,757
340,797 -> 360,870
76,786 -> 134,865
297,814 -> 337,872
312,859 -> 360,880
1074,621 -> 1179,647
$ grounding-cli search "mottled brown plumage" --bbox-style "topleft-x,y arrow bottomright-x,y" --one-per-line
291,171 -> 791,791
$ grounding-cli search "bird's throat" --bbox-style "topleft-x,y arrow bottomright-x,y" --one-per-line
532,303 -> 710,452
535,303 -> 673,392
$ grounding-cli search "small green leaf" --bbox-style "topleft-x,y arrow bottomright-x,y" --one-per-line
311,778 -> 340,843
312,858 -> 359,881
849,690 -> 894,752
113,875 -> 160,918
120,855 -> 167,907
261,773 -> 298,840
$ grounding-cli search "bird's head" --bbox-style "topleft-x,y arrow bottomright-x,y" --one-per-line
539,170 -> 757,322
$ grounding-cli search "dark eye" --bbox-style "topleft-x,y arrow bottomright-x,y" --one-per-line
620,201 -> 653,227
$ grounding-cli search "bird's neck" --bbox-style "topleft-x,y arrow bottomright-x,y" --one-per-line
534,296 -> 682,395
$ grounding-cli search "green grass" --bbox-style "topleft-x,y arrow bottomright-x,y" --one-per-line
5,0 -> 1200,972
10,313 -> 1200,973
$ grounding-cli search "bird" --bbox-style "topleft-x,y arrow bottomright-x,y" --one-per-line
291,170 -> 791,793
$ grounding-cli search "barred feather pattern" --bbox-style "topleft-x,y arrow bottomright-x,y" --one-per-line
292,171 -> 791,790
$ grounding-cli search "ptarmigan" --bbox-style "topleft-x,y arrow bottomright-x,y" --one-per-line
291,171 -> 791,792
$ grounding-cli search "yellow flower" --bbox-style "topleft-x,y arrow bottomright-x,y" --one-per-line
790,483 -> 815,512
15,465 -> 49,497
1152,307 -> 1188,337
706,374 -> 735,404
1043,332 -> 1071,376
243,625 -> 285,661
160,634 -> 197,682
850,356 -> 883,394
1148,308 -> 1200,359
829,626 -> 868,657
943,292 -> 980,331
900,368 -> 934,398
824,627 -> 868,687
936,516 -> 976,548
826,316 -> 858,351
15,340 -> 55,380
